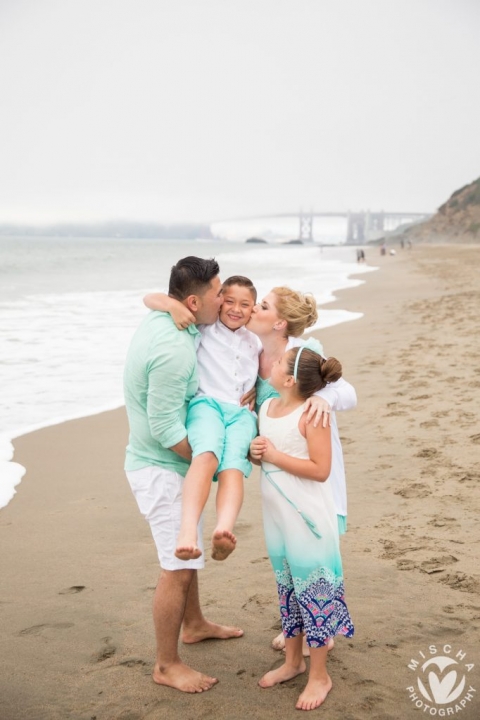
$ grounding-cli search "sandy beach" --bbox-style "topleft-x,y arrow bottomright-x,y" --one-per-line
1,244 -> 479,720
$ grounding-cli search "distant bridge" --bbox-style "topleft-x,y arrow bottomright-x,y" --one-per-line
215,210 -> 431,243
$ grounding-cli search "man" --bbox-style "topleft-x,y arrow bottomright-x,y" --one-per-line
124,256 -> 243,694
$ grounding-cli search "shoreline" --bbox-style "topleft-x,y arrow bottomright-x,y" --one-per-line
0,252 -> 373,509
2,244 -> 479,719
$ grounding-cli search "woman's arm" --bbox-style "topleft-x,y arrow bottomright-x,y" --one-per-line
143,293 -> 195,330
258,422 -> 332,482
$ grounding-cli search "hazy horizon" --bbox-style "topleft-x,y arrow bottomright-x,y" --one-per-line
1,0 -> 479,225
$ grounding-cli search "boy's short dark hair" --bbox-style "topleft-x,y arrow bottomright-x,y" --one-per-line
222,275 -> 257,302
168,256 -> 220,301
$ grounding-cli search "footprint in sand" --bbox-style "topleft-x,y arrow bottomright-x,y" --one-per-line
419,555 -> 458,574
428,515 -> 459,528
397,559 -> 416,571
415,447 -> 440,459
19,622 -> 74,636
420,420 -> 440,429
469,434 -> 480,444
379,539 -> 426,560
118,658 -> 148,668
59,585 -> 85,594
93,636 -> 117,662
438,572 -> 480,594
394,483 -> 431,499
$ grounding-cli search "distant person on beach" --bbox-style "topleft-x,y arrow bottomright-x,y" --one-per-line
356,249 -> 365,263
123,256 -> 243,694
250,344 -> 354,711
245,287 -> 356,654
143,276 -> 260,562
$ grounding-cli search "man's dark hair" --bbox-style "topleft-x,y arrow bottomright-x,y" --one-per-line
168,256 -> 220,301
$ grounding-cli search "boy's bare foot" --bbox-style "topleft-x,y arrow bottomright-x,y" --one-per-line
272,632 -> 334,656
182,619 -> 244,644
175,544 -> 202,561
258,660 -> 306,688
211,529 -> 236,560
152,660 -> 218,693
295,674 -> 332,711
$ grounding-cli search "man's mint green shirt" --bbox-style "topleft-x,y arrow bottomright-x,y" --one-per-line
124,311 -> 200,475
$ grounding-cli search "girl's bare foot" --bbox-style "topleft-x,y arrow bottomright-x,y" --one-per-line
175,544 -> 202,561
211,529 -> 236,560
258,660 -> 306,688
152,660 -> 218,693
182,619 -> 243,644
296,674 -> 332,710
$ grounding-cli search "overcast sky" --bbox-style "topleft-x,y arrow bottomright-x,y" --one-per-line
1,0 -> 479,225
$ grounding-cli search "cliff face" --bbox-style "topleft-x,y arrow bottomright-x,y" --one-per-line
407,176 -> 480,243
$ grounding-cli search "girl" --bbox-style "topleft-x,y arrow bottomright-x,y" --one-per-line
250,341 -> 354,711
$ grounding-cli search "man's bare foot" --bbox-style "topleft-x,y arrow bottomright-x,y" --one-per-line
152,660 -> 218,693
175,544 -> 202,561
258,660 -> 306,688
272,632 -> 334,657
182,619 -> 244,644
211,529 -> 236,561
295,674 -> 332,710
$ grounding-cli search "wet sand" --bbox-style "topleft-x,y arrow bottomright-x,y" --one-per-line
1,244 -> 479,720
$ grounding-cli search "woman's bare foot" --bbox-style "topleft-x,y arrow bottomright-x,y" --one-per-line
175,544 -> 202,561
182,619 -> 244,644
211,529 -> 236,560
271,631 -> 285,651
258,660 -> 306,688
272,633 -> 334,657
152,660 -> 218,693
296,674 -> 332,710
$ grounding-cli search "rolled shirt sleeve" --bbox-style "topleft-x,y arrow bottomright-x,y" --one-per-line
315,377 -> 357,411
146,339 -> 195,448
124,312 -> 199,473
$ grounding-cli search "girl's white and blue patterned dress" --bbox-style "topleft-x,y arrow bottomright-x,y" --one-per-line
258,398 -> 354,647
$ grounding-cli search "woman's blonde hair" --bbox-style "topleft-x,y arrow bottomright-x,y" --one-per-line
272,287 -> 318,337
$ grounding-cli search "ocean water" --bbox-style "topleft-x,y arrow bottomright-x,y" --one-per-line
0,235 -> 376,507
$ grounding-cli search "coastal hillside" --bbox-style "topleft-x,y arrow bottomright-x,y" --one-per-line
406,176 -> 480,243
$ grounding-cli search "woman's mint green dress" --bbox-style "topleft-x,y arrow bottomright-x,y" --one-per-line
258,398 -> 354,647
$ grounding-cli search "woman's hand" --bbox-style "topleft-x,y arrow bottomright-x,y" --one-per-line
304,396 -> 332,428
240,385 -> 256,411
250,436 -> 268,461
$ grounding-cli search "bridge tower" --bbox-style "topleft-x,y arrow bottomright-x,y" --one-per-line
298,209 -> 314,242
346,212 -> 366,244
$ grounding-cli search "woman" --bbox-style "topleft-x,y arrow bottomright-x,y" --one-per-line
245,287 -> 356,653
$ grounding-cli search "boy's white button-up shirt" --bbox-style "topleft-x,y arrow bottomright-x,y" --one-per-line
196,319 -> 261,405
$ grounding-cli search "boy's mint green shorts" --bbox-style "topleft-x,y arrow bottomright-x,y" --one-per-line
186,396 -> 257,479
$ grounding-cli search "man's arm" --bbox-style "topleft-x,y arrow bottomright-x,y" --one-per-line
146,336 -> 196,455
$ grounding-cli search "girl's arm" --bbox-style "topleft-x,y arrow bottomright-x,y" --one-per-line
259,422 -> 332,482
143,293 -> 195,330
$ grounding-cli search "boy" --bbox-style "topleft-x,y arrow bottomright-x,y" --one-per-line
144,276 -> 260,561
